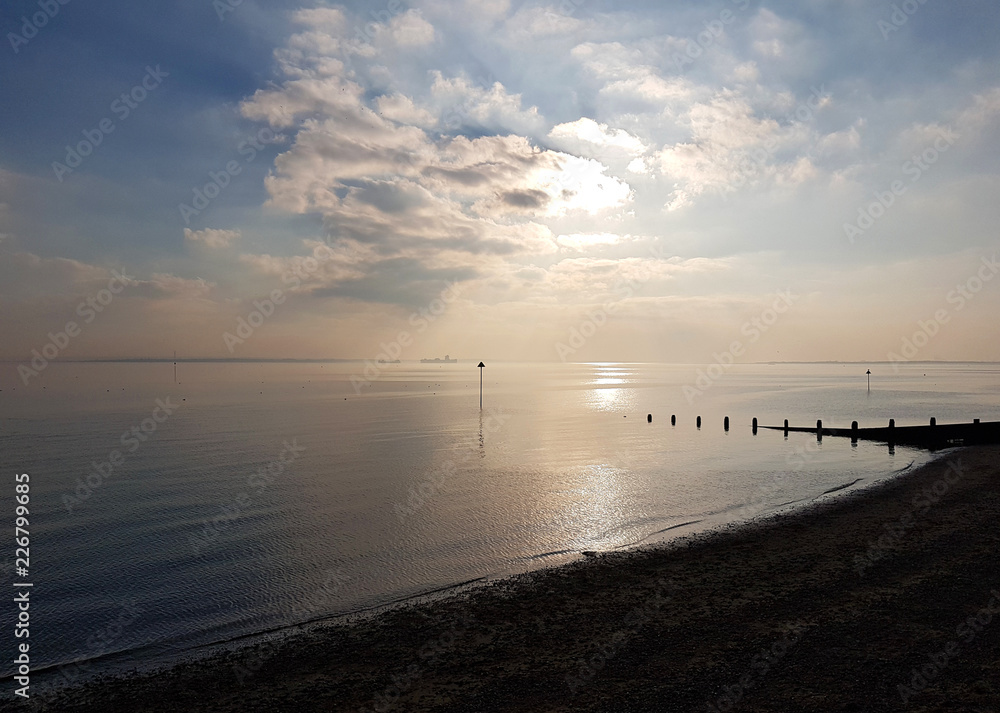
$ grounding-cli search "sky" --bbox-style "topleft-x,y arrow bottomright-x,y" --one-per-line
2,0 -> 1000,366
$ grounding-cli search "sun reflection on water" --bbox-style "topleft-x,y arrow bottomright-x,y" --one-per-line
584,365 -> 638,412
562,463 -> 637,550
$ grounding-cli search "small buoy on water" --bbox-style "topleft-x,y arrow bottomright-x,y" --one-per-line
647,414 -> 652,423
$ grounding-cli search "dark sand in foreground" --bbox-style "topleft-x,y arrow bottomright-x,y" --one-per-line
17,446 -> 1000,712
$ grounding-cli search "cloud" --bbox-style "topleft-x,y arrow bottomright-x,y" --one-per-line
184,228 -> 241,249
651,87 -> 830,209
429,72 -> 545,135
0,251 -> 116,299
375,93 -> 437,127
748,8 -> 805,61
141,274 -> 215,299
556,232 -> 631,250
548,117 -> 647,158
504,4 -> 589,39
571,41 -> 699,110
385,9 -> 436,47
0,249 -> 218,303
238,238 -> 370,291
955,87 -> 1000,136
239,6 -> 634,297
478,253 -> 737,305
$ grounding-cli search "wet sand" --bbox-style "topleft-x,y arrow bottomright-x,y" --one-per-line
21,446 -> 1000,712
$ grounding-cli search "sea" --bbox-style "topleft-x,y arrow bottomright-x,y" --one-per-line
1,360 -> 998,691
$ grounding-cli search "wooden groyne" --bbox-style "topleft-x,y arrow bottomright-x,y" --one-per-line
761,419 -> 1000,450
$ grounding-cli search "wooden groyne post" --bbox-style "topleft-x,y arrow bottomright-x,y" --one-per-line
760,417 -> 999,450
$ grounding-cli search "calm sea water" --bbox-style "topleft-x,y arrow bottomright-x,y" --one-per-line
1,361 -> 998,686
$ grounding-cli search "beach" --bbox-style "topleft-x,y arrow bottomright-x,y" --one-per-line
22,444 -> 999,712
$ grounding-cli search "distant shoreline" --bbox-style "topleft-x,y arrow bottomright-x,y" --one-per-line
18,445 -> 1000,712
2,358 -> 999,365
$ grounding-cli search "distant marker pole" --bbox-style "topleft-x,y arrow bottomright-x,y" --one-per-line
478,362 -> 485,410
866,369 -> 871,393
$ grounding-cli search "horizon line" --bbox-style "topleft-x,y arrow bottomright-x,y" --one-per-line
3,358 -> 1000,365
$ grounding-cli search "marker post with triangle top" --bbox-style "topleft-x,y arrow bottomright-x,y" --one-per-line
478,362 -> 485,410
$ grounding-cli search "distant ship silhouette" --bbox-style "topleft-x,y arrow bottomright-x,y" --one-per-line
377,359 -> 401,364
420,354 -> 457,363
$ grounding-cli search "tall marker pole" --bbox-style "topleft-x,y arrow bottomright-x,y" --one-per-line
866,368 -> 871,393
478,362 -> 485,410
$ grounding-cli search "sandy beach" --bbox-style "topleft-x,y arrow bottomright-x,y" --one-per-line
20,445 -> 1000,712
